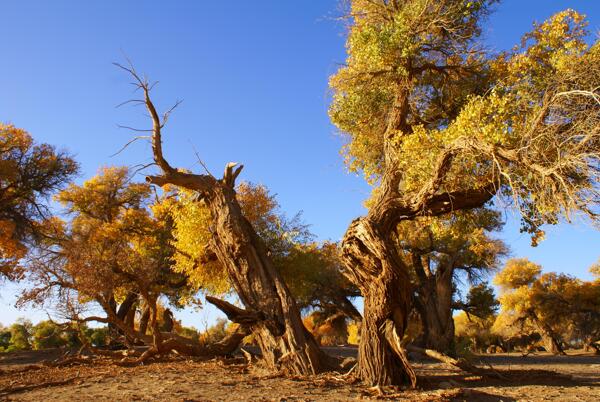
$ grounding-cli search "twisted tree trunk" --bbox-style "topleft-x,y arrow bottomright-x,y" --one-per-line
341,218 -> 416,387
203,185 -> 332,374
530,311 -> 566,355
339,179 -> 495,385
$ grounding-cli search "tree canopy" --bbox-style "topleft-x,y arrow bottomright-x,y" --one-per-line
0,124 -> 77,280
493,258 -> 600,354
331,3 -> 599,236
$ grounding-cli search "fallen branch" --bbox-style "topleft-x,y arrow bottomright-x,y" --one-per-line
407,345 -> 509,380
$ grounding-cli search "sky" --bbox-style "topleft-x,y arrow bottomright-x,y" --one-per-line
1,0 -> 599,328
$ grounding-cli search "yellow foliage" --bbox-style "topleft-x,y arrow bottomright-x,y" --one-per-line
330,2 -> 599,240
493,258 -> 541,292
167,189 -> 229,295
1,123 -> 77,280
347,322 -> 360,345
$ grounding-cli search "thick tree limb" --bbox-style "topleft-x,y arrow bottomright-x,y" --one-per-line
206,295 -> 264,325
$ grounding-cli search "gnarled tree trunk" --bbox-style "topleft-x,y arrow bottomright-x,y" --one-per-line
339,172 -> 495,385
204,185 -> 332,374
530,311 -> 566,355
341,218 -> 417,387
120,65 -> 333,375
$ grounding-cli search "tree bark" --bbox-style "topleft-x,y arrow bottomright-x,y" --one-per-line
538,330 -> 566,355
341,218 -> 417,387
530,312 -> 566,355
138,307 -> 150,337
339,177 -> 494,386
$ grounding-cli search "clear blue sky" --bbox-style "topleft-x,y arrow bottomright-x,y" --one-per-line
1,0 -> 599,328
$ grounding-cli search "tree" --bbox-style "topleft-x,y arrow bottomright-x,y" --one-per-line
461,282 -> 499,320
7,319 -> 32,351
31,320 -> 67,350
454,312 -> 495,353
168,181 -> 360,322
0,124 -> 77,280
279,242 -> 361,323
21,167 -> 199,356
494,258 -> 572,355
396,208 -> 505,353
454,283 -> 499,353
86,327 -> 109,348
114,62 -> 335,375
570,263 -> 600,353
0,325 -> 11,351
330,1 -> 599,385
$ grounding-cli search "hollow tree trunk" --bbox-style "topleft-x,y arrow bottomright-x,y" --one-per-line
341,218 -> 417,387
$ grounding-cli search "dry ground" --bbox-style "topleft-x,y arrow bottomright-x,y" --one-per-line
0,347 -> 598,401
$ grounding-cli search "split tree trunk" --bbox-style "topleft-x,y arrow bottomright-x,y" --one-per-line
531,312 -> 566,355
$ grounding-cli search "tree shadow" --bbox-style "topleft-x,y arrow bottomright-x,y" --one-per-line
451,389 -> 518,402
416,367 -> 598,395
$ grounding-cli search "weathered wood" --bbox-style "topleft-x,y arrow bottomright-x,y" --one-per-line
206,295 -> 264,325
117,65 -> 334,375
413,255 -> 456,354
340,218 -> 417,387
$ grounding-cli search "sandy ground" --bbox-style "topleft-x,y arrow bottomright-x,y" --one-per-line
0,347 -> 599,401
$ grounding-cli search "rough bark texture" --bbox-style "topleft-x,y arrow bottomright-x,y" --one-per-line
538,327 -> 566,356
138,307 -> 150,337
341,218 -> 417,387
205,186 -> 332,374
338,153 -> 494,386
120,67 -> 333,375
